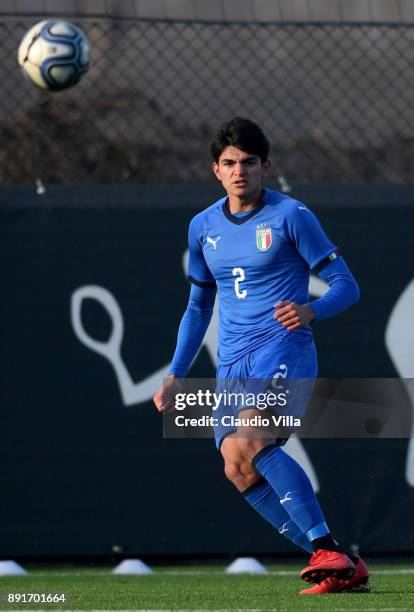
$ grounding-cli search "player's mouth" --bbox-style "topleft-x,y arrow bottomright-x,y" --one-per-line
233,180 -> 248,186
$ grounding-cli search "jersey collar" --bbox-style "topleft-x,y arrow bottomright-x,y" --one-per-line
222,188 -> 267,225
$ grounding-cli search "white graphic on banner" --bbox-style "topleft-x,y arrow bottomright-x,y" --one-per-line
71,285 -> 170,406
385,279 -> 414,486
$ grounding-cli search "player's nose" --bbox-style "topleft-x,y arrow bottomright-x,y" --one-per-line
234,162 -> 247,175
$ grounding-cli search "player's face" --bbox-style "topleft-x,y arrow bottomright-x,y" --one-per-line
212,146 -> 270,201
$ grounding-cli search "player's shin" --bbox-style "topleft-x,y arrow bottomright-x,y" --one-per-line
252,444 -> 355,582
252,445 -> 328,538
242,478 -> 312,553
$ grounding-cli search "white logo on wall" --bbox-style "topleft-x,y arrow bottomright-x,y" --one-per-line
385,280 -> 414,486
71,286 -> 171,406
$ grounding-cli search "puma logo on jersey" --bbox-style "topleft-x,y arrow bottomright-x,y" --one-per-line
207,236 -> 221,250
279,523 -> 289,534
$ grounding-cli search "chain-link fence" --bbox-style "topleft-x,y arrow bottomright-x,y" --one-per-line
1,18 -> 414,184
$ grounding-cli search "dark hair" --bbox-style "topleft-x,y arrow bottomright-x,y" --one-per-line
211,117 -> 270,164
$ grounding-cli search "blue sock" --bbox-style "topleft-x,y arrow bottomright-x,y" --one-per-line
252,444 -> 329,541
243,478 -> 312,553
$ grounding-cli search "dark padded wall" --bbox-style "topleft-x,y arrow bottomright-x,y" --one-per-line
0,184 -> 413,557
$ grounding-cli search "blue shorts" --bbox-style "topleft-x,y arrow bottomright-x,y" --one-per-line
214,332 -> 318,449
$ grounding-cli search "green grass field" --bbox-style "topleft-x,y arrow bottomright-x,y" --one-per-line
0,563 -> 413,611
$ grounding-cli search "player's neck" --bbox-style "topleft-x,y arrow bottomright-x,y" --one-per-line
227,188 -> 262,214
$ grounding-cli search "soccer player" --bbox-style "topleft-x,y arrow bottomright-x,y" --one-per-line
153,117 -> 369,594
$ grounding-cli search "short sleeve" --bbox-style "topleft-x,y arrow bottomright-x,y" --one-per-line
283,202 -> 338,270
187,216 -> 216,288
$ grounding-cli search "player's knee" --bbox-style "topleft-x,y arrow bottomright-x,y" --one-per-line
224,460 -> 259,491
237,438 -> 272,463
224,461 -> 240,483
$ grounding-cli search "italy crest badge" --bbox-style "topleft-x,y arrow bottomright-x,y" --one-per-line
256,225 -> 272,251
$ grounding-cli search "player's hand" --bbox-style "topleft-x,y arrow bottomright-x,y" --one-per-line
273,301 -> 315,331
153,375 -> 182,413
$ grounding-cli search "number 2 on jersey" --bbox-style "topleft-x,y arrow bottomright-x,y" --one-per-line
233,267 -> 247,299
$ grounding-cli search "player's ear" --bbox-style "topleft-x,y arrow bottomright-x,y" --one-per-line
212,161 -> 221,181
262,159 -> 271,176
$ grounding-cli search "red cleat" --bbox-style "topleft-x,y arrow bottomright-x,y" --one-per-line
300,549 -> 356,584
300,557 -> 370,595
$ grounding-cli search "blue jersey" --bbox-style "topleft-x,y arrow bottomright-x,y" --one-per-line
187,188 -> 337,365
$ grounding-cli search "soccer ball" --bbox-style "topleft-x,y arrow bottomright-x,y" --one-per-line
18,20 -> 91,91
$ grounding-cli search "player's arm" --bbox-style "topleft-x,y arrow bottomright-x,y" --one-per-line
153,215 -> 216,412
169,283 -> 216,378
308,254 -> 359,320
153,283 -> 215,412
274,203 -> 359,331
274,256 -> 359,330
